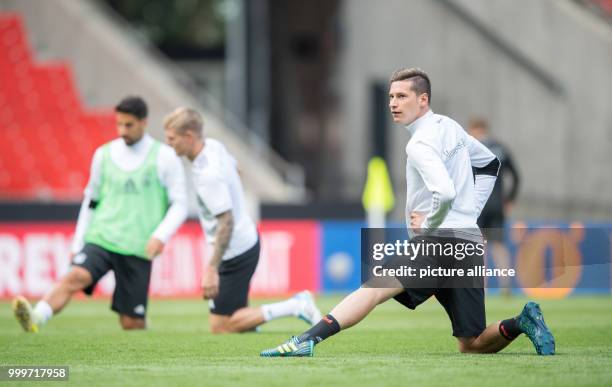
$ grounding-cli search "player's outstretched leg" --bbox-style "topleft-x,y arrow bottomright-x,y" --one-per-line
12,296 -> 39,333
12,267 -> 92,333
516,301 -> 555,355
260,287 -> 402,357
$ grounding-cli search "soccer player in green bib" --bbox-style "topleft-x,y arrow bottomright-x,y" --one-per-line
13,96 -> 188,332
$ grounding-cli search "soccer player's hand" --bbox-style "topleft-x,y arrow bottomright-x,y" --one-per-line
145,237 -> 165,259
202,265 -> 220,300
410,211 -> 425,229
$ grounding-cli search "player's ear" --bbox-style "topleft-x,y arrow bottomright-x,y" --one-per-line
418,93 -> 428,106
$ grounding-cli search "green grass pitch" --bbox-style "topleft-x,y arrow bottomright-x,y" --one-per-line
2,295 -> 612,387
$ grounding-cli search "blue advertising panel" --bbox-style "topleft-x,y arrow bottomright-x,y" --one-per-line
321,221 -> 364,292
321,221 -> 612,296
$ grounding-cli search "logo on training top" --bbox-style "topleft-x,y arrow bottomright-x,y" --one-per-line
73,253 -> 87,265
124,178 -> 138,194
134,304 -> 145,315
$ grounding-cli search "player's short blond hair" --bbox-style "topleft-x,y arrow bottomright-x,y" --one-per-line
163,107 -> 203,137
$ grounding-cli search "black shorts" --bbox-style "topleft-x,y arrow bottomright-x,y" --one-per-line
392,236 -> 486,338
209,239 -> 260,316
72,243 -> 152,318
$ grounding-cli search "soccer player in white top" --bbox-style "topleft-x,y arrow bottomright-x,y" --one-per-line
13,96 -> 188,332
163,107 -> 321,333
261,68 -> 554,357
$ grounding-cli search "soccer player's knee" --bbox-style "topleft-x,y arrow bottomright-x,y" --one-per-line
209,324 -> 231,334
457,339 -> 476,354
209,314 -> 234,334
63,268 -> 92,291
120,316 -> 146,330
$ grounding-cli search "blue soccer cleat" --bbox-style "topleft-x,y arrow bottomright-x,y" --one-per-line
517,301 -> 555,355
260,336 -> 314,357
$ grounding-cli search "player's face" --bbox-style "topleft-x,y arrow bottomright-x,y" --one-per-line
389,80 -> 428,125
164,126 -> 190,157
116,112 -> 146,146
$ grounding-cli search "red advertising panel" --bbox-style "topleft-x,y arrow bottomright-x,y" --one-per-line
256,220 -> 321,295
0,221 -> 321,299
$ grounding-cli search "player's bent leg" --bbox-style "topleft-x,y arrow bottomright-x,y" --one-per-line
119,315 -> 146,330
456,322 -> 512,354
209,308 -> 266,334
457,302 -> 555,355
44,266 -> 93,313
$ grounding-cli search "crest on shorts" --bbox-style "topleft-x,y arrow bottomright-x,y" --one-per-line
134,304 -> 146,315
73,252 -> 87,264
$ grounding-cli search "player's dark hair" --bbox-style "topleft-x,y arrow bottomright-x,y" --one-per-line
389,67 -> 431,104
115,96 -> 148,120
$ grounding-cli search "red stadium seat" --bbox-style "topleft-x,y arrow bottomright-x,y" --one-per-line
586,0 -> 612,16
0,13 -> 115,200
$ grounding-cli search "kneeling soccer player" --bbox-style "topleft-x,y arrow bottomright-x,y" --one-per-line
164,107 -> 321,333
260,67 -> 554,357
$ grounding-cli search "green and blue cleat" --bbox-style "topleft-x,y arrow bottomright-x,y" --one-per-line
260,336 -> 315,357
518,301 -> 555,355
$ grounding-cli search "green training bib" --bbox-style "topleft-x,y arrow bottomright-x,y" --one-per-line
85,141 -> 168,259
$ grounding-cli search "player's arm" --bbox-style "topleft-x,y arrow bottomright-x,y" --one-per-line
202,210 -> 233,300
197,172 -> 233,299
408,140 -> 456,230
148,148 -> 189,258
209,210 -> 234,268
467,135 -> 500,215
70,148 -> 103,255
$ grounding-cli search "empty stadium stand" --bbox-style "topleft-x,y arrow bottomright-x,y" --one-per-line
592,0 -> 612,15
0,14 -> 115,200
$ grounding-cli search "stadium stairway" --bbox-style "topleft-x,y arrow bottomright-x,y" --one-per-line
0,0 -> 302,204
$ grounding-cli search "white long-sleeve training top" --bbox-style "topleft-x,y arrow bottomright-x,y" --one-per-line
71,134 -> 188,254
405,110 -> 499,237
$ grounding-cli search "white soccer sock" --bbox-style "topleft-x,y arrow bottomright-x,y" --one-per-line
261,298 -> 300,321
33,301 -> 53,325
